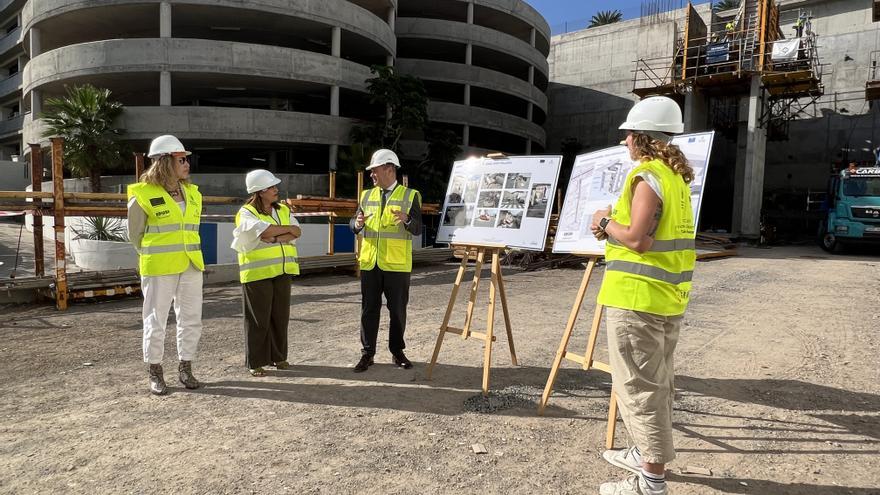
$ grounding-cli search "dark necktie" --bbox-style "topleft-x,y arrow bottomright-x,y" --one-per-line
381,189 -> 389,212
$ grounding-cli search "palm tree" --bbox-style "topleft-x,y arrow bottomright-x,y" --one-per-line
41,84 -> 126,192
588,10 -> 623,28
713,0 -> 740,12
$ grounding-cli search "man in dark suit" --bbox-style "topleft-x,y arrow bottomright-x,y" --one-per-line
350,149 -> 422,372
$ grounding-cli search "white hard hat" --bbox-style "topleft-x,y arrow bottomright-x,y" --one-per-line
366,149 -> 401,170
619,96 -> 684,134
148,135 -> 191,159
246,169 -> 281,194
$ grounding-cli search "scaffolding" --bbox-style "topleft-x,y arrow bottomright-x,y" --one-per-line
631,0 -> 824,139
868,50 -> 880,101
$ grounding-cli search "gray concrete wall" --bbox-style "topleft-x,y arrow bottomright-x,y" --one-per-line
545,8 -> 700,152
0,159 -> 30,191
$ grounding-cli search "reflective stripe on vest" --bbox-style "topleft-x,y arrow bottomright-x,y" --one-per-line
597,158 -> 696,316
127,181 -> 204,276
235,203 -> 300,283
358,185 -> 420,273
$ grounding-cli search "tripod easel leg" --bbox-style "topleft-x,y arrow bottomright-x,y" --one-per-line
583,303 -> 606,371
537,258 -> 596,415
481,249 -> 500,396
427,253 -> 469,380
606,390 -> 619,450
462,248 -> 486,339
493,250 -> 517,365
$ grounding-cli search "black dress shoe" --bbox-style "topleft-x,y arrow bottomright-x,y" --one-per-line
353,355 -> 374,373
392,352 -> 413,369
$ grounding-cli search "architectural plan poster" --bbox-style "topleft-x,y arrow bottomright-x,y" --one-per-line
553,131 -> 715,254
436,155 -> 562,250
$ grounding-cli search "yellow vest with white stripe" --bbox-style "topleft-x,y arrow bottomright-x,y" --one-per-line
127,182 -> 204,276
597,159 -> 696,316
235,204 -> 300,283
358,185 -> 421,272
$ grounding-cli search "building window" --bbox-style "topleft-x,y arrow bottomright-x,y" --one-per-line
875,0 -> 880,22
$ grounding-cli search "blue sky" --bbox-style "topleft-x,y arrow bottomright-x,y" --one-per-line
529,0 -> 713,35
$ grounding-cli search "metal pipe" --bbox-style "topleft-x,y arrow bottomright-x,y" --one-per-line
29,144 -> 44,277
50,138 -> 69,311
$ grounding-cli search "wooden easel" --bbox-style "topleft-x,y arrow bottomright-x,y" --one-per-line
426,243 -> 517,396
537,254 -> 620,449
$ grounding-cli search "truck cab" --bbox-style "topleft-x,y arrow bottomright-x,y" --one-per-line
819,167 -> 880,252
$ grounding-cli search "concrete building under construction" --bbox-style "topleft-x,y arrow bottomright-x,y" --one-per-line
547,0 -> 880,238
2,0 -> 550,173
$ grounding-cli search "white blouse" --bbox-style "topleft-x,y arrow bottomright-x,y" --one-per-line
231,207 -> 301,254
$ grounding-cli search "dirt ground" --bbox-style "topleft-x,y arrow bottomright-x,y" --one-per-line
1,244 -> 879,494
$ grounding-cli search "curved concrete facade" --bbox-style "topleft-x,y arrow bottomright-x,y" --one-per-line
396,0 -> 550,153
23,39 -> 372,96
22,0 -> 396,55
21,0 -> 395,172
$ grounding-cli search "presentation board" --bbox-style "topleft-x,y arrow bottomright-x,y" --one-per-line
553,131 -> 715,254
436,155 -> 562,250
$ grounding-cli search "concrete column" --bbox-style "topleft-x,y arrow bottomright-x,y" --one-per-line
331,27 -> 341,57
160,2 -> 171,38
462,125 -> 470,148
268,151 -> 278,172
465,44 -> 472,65
732,76 -> 767,238
464,84 -> 471,106
530,28 -> 536,47
31,90 -> 41,115
330,85 -> 339,116
387,7 -> 395,31
467,1 -> 474,24
160,71 -> 171,106
683,90 -> 708,132
525,140 -> 532,154
527,102 -> 534,122
528,66 -> 535,85
329,144 -> 338,171
29,27 -> 40,57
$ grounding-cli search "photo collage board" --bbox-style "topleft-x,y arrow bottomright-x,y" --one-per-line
436,155 -> 562,251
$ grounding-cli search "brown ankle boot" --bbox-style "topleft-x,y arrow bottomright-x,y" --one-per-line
178,360 -> 201,389
148,364 -> 167,395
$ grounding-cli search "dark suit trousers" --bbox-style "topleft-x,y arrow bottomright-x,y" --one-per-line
360,268 -> 410,356
242,274 -> 291,368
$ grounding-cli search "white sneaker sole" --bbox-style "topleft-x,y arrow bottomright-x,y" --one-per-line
602,449 -> 641,475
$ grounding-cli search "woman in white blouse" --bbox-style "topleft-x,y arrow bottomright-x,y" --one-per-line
231,170 -> 302,376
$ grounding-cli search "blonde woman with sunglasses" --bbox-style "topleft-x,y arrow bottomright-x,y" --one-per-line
127,135 -> 204,395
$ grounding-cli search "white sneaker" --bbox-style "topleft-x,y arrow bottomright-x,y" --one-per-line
602,446 -> 641,474
599,474 -> 667,495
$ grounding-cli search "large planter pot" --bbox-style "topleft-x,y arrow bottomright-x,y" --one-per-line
70,238 -> 138,271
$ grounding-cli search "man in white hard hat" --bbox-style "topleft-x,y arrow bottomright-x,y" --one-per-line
127,135 -> 205,395
590,96 -> 696,495
349,149 -> 422,372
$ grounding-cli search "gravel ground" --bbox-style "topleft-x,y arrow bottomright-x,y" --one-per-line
1,240 -> 879,495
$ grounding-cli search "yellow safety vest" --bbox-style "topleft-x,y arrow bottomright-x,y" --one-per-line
358,185 -> 421,272
597,159 -> 696,316
128,182 -> 204,276
235,203 -> 300,283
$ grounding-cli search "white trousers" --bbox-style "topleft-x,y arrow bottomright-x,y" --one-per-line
141,265 -> 204,364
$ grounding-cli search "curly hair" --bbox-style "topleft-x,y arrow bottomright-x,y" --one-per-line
140,155 -> 191,188
629,133 -> 694,184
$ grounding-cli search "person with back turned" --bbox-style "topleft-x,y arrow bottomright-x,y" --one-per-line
350,149 -> 422,373
590,96 -> 697,495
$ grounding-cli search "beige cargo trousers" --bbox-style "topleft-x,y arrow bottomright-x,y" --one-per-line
606,306 -> 683,464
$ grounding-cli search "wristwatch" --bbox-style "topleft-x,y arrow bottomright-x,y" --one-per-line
599,217 -> 611,232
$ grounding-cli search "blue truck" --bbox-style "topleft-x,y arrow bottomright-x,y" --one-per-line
819,167 -> 880,252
